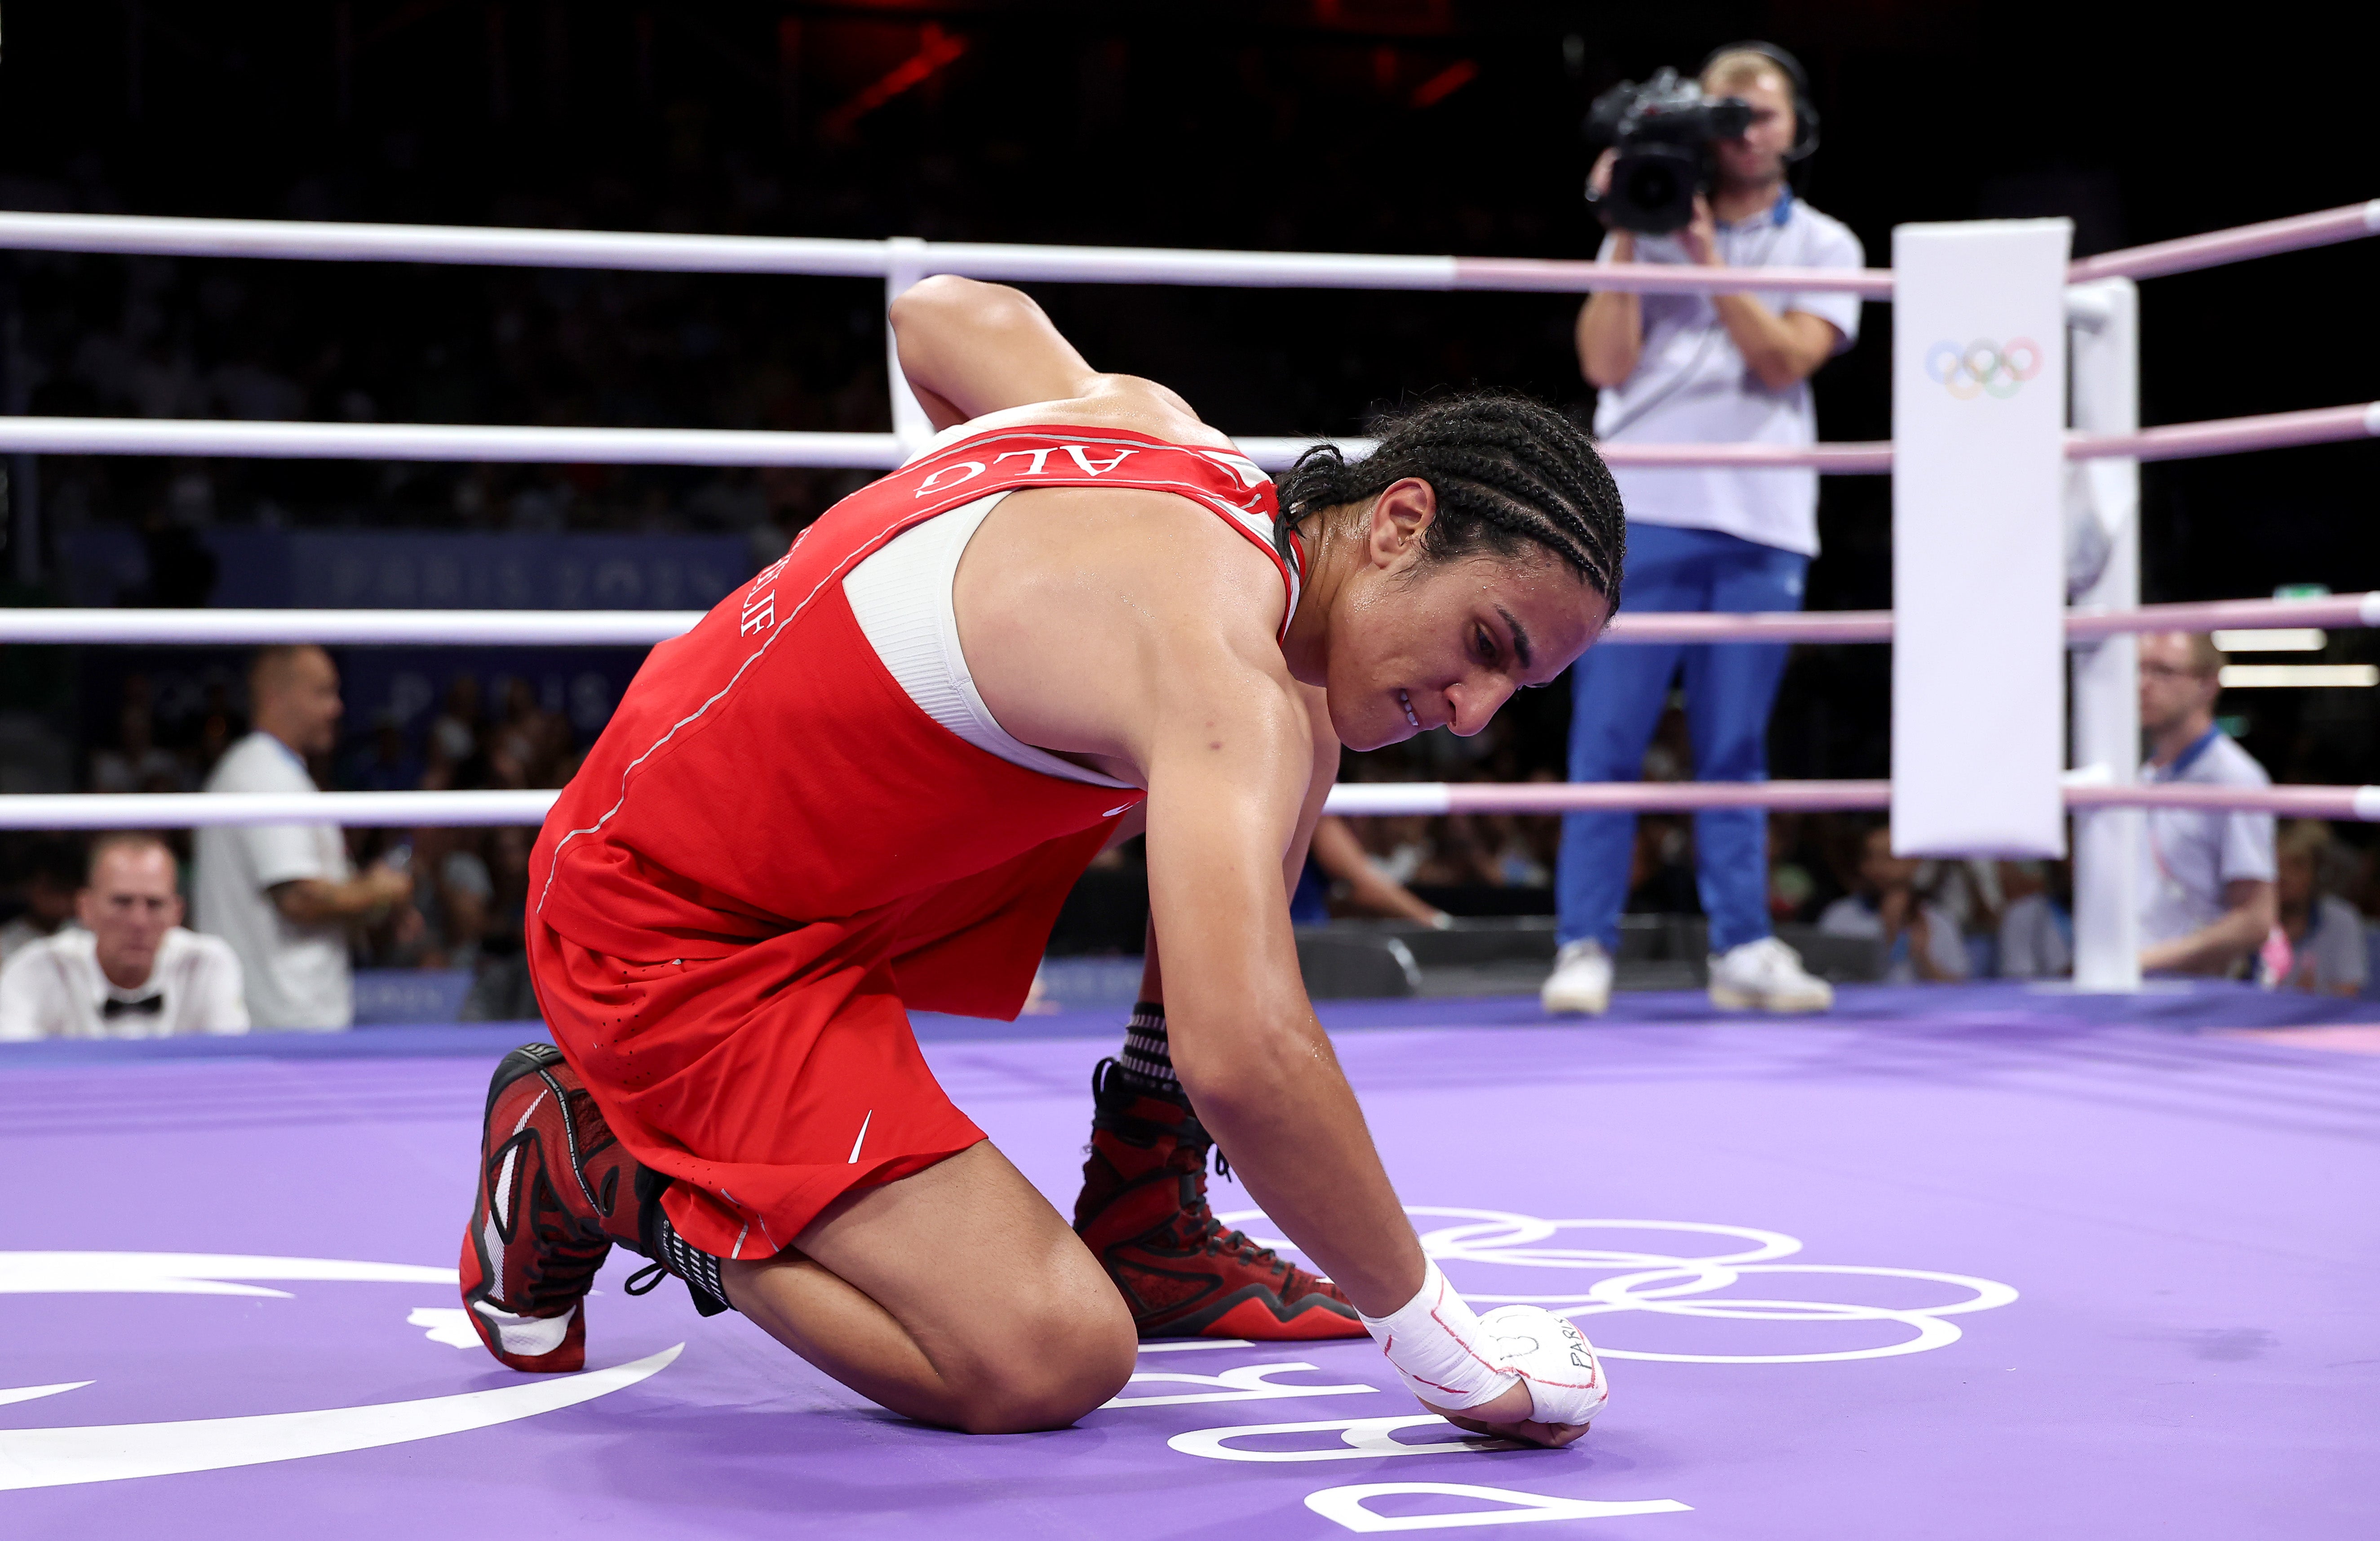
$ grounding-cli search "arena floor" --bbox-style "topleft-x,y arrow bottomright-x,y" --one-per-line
4,982 -> 2375,1539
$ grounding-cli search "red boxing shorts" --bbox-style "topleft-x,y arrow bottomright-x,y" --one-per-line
529,919 -> 988,1261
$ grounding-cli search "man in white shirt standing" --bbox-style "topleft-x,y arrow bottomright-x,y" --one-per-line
2136,631 -> 2275,976
0,833 -> 248,1039
1546,41 -> 1861,1016
194,645 -> 412,1030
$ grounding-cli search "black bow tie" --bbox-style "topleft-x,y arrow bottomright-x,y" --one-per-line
101,994 -> 164,1018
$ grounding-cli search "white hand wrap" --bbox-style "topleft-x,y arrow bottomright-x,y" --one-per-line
1478,1304 -> 1610,1426
1356,1259 -> 1521,1411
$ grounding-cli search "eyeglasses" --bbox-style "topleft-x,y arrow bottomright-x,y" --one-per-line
2139,664 -> 2213,682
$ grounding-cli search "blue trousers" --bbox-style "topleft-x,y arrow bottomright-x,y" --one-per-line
1557,522 -> 1809,953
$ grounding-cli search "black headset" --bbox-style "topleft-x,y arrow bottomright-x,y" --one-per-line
1698,40 -> 1820,163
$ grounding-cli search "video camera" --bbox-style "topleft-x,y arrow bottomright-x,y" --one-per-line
1582,68 -> 1753,236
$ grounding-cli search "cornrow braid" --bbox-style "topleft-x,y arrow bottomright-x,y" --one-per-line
1274,392 -> 1626,609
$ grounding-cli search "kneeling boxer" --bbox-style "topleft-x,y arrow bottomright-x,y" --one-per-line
458,276 -> 1622,1443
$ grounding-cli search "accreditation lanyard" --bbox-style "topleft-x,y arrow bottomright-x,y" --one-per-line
2145,727 -> 2223,898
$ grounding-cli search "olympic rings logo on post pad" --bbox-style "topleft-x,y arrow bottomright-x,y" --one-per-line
1924,337 -> 2043,400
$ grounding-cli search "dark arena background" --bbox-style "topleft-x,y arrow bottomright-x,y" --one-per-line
0,5 -> 2374,1539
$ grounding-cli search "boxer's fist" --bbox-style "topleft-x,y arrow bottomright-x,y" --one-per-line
1480,1305 -> 1608,1427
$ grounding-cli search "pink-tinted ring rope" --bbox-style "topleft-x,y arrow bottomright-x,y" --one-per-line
2067,201 -> 2380,284
1597,591 -> 2378,647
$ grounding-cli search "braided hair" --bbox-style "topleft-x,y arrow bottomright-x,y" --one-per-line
1274,392 -> 1626,609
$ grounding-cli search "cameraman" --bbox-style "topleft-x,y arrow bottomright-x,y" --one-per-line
1545,44 -> 1864,1017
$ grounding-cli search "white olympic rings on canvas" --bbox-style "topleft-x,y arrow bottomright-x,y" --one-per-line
1218,1206 -> 2017,1366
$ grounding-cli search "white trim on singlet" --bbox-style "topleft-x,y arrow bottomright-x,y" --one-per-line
843,490 -> 1137,790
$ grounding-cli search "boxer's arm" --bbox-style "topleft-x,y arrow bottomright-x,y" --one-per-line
1139,674 -> 1576,1441
1138,663 -> 1423,1316
889,275 -> 1214,438
1135,681 -> 1337,1009
891,277 -> 1098,423
975,499 -> 1572,1440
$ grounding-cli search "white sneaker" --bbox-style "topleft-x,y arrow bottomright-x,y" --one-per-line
1541,938 -> 1614,1016
1706,937 -> 1834,1013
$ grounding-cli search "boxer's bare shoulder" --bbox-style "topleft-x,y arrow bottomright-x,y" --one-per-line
956,480 -> 1305,793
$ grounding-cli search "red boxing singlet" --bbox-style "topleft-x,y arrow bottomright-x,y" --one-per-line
527,423 -> 1299,1257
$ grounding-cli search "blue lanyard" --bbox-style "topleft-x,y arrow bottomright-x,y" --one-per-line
2158,726 -> 2221,780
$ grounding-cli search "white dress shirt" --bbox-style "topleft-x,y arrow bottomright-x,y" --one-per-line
0,925 -> 249,1040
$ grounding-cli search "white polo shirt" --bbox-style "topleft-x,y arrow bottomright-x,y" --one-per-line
2138,729 -> 2277,948
0,925 -> 248,1040
1592,187 -> 1866,556
194,731 -> 355,1030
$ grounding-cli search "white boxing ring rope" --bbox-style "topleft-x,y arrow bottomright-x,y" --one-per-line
0,209 -> 1897,292
0,199 -> 2366,286
0,400 -> 2368,472
1,202 -> 2376,986
7,779 -> 2377,832
4,589 -> 2376,649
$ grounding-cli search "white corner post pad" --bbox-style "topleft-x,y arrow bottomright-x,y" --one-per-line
1478,1305 -> 1609,1426
1355,1259 -> 1520,1412
1890,217 -> 2073,861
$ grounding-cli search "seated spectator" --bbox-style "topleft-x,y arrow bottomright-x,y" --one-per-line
386,826 -> 470,968
348,715 -> 422,792
461,826 -> 542,1020
1409,814 -> 1503,889
1355,813 -> 1435,888
1627,816 -> 1698,915
487,676 -> 573,788
1818,824 -> 1969,983
1996,859 -> 2073,980
1767,814 -> 1817,924
90,699 -> 186,794
428,675 -> 483,770
2136,631 -> 2275,976
0,839 -> 83,965
0,833 -> 247,1039
1306,815 -> 1449,927
432,833 -> 497,964
1481,811 -> 1552,889
2270,821 -> 2367,997
1924,857 -> 2005,977
190,682 -> 245,782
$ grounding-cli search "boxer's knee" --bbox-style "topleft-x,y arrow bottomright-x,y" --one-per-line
950,1203 -> 1137,1431
946,1298 -> 1136,1434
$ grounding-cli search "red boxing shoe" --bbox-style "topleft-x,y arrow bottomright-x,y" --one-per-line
1073,1059 -> 1365,1340
458,1043 -> 642,1372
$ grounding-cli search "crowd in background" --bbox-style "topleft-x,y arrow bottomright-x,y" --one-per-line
71,663 -> 587,801
1318,802 -> 2376,995
0,11 -> 2371,1028
7,645 -> 2374,1028
0,660 -> 567,1024
18,245 -> 885,572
